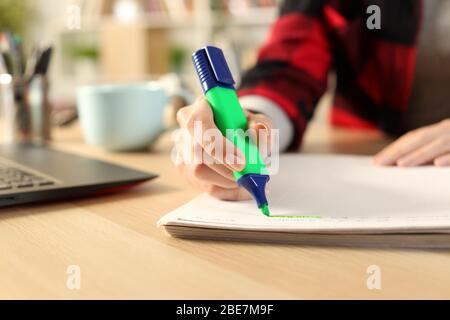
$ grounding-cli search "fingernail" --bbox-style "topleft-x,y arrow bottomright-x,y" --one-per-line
435,159 -> 449,167
260,121 -> 271,129
375,156 -> 394,166
256,122 -> 270,131
397,159 -> 411,167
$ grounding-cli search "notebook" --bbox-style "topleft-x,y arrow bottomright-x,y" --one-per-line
158,155 -> 450,248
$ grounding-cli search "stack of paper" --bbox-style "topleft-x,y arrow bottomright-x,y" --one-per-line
158,155 -> 450,248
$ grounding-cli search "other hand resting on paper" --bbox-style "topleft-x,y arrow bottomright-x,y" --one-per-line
174,96 -> 273,201
375,119 -> 450,167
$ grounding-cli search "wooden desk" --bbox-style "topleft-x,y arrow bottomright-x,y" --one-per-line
0,122 -> 449,299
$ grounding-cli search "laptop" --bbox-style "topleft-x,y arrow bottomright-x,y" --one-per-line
0,143 -> 157,207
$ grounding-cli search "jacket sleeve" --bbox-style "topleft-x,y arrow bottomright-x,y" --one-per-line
239,0 -> 333,150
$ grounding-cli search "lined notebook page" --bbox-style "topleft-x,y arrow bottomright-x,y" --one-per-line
158,155 -> 450,233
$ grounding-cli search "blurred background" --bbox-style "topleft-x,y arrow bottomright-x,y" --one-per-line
0,0 -> 285,149
3,0 -> 279,105
0,0 -> 382,206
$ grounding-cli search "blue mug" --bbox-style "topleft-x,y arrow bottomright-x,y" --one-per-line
77,83 -> 167,151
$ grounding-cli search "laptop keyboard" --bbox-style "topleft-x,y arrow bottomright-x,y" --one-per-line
0,165 -> 56,191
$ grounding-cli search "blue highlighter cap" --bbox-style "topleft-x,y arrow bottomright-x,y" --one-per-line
192,46 -> 236,93
237,174 -> 270,208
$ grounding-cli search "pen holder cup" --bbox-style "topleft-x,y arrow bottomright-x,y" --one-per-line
0,74 -> 51,144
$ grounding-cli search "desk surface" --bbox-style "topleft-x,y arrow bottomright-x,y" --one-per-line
1,122 -> 449,299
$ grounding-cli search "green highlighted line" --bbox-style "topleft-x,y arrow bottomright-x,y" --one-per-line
268,215 -> 322,219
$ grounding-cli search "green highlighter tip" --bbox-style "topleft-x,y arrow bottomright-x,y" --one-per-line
260,204 -> 270,217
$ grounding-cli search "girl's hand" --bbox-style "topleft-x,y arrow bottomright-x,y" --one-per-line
374,119 -> 450,167
174,96 -> 274,200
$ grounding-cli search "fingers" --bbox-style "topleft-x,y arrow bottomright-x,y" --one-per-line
177,97 -> 245,171
174,137 -> 235,186
192,164 -> 237,189
176,162 -> 249,200
374,122 -> 449,166
202,152 -> 235,181
435,154 -> 450,167
206,185 -> 252,201
174,96 -> 247,202
374,129 -> 435,166
175,98 -> 276,202
396,137 -> 450,167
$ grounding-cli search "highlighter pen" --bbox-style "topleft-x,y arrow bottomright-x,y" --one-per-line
192,46 -> 270,216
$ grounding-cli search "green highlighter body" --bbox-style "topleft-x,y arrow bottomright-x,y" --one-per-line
192,46 -> 270,216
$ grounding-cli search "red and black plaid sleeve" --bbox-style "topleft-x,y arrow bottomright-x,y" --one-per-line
239,0 -> 333,150
239,0 -> 423,149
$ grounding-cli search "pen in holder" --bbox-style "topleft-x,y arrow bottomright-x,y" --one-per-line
29,75 -> 51,144
0,73 -> 51,145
